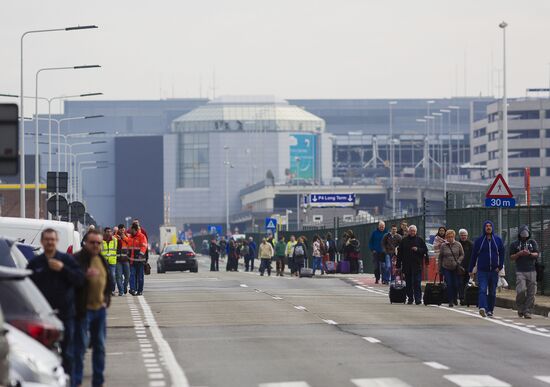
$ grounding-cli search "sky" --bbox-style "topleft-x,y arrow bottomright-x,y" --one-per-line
1,0 -> 550,112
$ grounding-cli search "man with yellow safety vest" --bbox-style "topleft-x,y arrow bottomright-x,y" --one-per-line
102,227 -> 118,296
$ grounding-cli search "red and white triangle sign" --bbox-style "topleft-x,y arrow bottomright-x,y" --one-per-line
486,173 -> 513,198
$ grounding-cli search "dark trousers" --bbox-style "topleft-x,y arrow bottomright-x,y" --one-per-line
275,256 -> 286,274
404,268 -> 422,303
73,307 -> 106,387
259,259 -> 272,275
372,252 -> 386,280
227,256 -> 238,271
244,256 -> 255,271
350,258 -> 359,274
288,257 -> 296,274
130,262 -> 144,293
61,317 -> 75,378
210,256 -> 219,271
443,268 -> 460,304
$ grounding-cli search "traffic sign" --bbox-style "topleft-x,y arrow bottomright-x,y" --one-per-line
0,104 -> 18,175
69,201 -> 86,219
308,193 -> 355,208
208,225 -> 223,235
486,174 -> 513,199
47,172 -> 68,193
485,197 -> 516,208
265,217 -> 277,230
47,195 -> 68,216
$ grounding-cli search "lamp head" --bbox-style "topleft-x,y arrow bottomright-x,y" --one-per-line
499,21 -> 508,29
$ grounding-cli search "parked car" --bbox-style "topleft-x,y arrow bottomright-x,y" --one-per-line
6,323 -> 67,387
0,265 -> 64,350
0,217 -> 81,254
0,307 -> 9,387
157,244 -> 198,273
0,238 -> 29,269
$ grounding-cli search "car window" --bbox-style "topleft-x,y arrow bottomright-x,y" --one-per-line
0,278 -> 53,319
164,244 -> 193,253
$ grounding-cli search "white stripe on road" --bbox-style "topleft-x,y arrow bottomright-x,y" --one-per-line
272,296 -> 283,300
436,306 -> 550,339
294,306 -> 307,311
535,376 -> 550,384
423,362 -> 450,370
240,284 -> 248,287
443,375 -> 511,387
149,382 -> 166,387
107,352 -> 124,356
362,337 -> 381,343
259,382 -> 311,387
355,285 -> 387,296
351,377 -> 412,387
322,319 -> 338,325
537,328 -> 550,332
138,296 -> 190,387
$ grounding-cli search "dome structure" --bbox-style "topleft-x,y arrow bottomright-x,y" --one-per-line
172,95 -> 325,133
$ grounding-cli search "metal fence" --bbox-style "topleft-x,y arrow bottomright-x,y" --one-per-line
446,205 -> 550,295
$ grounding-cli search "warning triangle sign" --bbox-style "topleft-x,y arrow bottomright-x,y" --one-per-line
486,174 -> 513,198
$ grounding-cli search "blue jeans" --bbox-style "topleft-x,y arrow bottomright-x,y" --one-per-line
404,268 -> 422,303
109,264 -> 117,293
73,308 -> 106,387
443,268 -> 460,304
130,262 -> 144,293
61,318 -> 75,378
478,270 -> 499,312
312,256 -> 323,275
384,254 -> 391,282
116,262 -> 130,295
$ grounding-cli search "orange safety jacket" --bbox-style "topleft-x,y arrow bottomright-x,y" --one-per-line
127,230 -> 148,264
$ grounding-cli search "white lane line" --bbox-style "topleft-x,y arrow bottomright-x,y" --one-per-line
443,374 -> 511,386
138,296 -> 190,387
363,337 -> 381,343
351,377 -> 412,387
272,296 -> 283,300
148,373 -> 165,379
322,319 -> 338,325
526,325 -> 536,328
259,382 -> 311,387
144,358 -> 158,363
149,382 -> 166,387
535,376 -> 550,384
503,319 -> 513,322
355,285 -> 387,296
537,328 -> 550,332
513,322 -> 525,326
240,284 -> 248,288
436,306 -> 550,339
147,368 -> 163,373
423,361 -> 450,370
107,352 -> 124,356
294,306 -> 307,311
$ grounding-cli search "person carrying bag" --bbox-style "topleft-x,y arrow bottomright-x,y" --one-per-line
439,229 -> 464,308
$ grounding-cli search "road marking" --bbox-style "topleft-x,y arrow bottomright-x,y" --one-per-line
355,285 -> 387,296
149,382 -> 166,387
148,373 -> 165,379
240,284 -> 248,287
443,374 -> 511,386
503,319 -> 513,322
513,322 -> 525,326
138,296 -> 190,387
436,306 -> 550,339
526,325 -> 536,328
351,377 -> 412,387
272,296 -> 283,300
294,306 -> 307,311
363,337 -> 381,343
423,362 -> 450,370
259,382 -> 311,387
107,352 -> 124,356
535,376 -> 550,384
322,319 -> 338,325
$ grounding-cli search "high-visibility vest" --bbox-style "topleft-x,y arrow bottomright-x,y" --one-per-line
102,239 -> 118,265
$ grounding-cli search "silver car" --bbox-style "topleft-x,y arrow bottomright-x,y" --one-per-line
0,308 -> 8,386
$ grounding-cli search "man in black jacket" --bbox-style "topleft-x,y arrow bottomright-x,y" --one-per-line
397,225 -> 428,305
73,229 -> 112,387
209,238 -> 220,271
27,228 -> 85,379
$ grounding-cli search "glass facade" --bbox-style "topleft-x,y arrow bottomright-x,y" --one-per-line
178,133 -> 209,188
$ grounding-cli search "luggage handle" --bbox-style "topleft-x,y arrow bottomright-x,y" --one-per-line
432,272 -> 444,284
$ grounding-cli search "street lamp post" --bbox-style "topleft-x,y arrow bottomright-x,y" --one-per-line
388,101 -> 397,217
224,145 -> 230,235
19,24 -> 97,217
499,21 -> 509,181
431,112 -> 443,178
448,106 -> 461,174
34,65 -> 100,218
295,157 -> 301,230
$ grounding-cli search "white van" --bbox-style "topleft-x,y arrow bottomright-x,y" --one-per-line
0,217 -> 81,254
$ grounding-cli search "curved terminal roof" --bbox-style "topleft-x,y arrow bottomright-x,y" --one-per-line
172,95 -> 325,133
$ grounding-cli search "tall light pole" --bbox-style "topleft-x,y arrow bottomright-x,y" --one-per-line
224,145 -> 230,235
499,21 -> 509,181
431,112 -> 443,178
449,106 -> 461,174
388,101 -> 397,217
19,24 -> 98,218
440,109 -> 452,175
295,156 -> 301,230
34,65 -> 101,218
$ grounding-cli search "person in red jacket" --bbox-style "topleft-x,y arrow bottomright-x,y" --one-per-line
128,223 -> 148,296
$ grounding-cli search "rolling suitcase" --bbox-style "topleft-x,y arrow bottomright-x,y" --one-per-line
299,258 -> 314,278
337,260 -> 351,274
464,280 -> 479,307
389,271 -> 407,304
324,260 -> 336,274
423,273 -> 447,306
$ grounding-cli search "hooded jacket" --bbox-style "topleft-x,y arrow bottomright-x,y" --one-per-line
469,220 -> 505,273
510,225 -> 538,273
368,228 -> 387,253
73,248 -> 112,319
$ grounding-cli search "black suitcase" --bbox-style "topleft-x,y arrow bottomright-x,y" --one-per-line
299,258 -> 314,278
423,273 -> 447,306
389,278 -> 407,304
464,281 -> 479,307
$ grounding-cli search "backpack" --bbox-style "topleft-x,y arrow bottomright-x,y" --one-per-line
319,240 -> 328,256
294,244 -> 305,257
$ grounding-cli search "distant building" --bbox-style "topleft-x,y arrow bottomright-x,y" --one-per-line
470,98 -> 550,188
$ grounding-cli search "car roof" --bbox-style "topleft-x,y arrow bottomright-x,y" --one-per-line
0,265 -> 31,280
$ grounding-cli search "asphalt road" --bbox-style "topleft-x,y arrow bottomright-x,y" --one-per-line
96,255 -> 550,387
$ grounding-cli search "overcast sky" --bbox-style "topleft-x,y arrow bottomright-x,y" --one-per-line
1,0 -> 550,111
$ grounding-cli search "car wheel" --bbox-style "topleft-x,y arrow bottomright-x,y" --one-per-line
191,265 -> 198,273
157,262 -> 165,274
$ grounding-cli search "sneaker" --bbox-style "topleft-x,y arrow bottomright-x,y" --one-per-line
375,279 -> 379,284
453,300 -> 458,306
111,291 -> 116,296
524,313 -> 532,319
415,301 -> 422,305
137,292 -> 143,296
479,308 -> 487,318
517,312 -> 524,318
407,300 -> 414,305
118,293 -> 124,296
487,311 -> 493,317
448,303 -> 454,308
